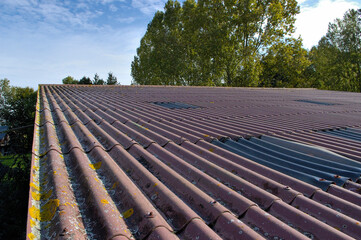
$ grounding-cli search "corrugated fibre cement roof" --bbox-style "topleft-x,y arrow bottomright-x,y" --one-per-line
27,85 -> 361,240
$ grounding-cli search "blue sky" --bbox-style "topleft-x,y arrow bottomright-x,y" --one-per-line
1,0 -> 360,90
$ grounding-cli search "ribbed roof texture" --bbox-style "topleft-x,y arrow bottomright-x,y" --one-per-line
27,85 -> 361,240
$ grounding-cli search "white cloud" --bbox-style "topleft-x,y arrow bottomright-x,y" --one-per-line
117,17 -> 136,23
100,0 -> 126,4
76,2 -> 89,10
0,0 -> 102,31
109,4 -> 118,12
131,0 -> 166,15
295,0 -> 361,49
1,0 -> 31,7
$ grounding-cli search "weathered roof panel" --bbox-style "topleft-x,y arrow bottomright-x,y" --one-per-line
28,85 -> 361,239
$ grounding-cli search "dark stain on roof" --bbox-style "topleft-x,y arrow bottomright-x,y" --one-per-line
153,102 -> 201,109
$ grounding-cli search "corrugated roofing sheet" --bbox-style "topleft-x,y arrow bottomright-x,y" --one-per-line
27,85 -> 361,240
212,136 -> 361,190
321,128 -> 361,142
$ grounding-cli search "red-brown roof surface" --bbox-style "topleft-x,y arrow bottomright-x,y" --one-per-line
27,85 -> 361,239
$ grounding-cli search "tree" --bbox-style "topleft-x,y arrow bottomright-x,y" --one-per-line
131,0 -> 300,87
0,79 -> 12,119
79,76 -> 92,85
132,1 -> 186,85
260,37 -> 311,88
0,79 -> 36,239
0,78 -> 36,168
310,9 -> 361,91
93,73 -> 105,85
62,76 -> 78,84
0,79 -> 37,131
107,72 -> 118,85
0,79 -> 37,151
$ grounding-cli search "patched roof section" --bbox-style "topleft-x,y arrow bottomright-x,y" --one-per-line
27,85 -> 361,240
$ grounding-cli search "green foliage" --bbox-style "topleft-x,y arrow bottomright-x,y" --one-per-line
0,79 -> 35,239
0,79 -> 37,133
79,76 -> 92,85
62,76 -> 79,84
107,72 -> 118,85
0,154 -> 31,239
62,73 -> 118,85
132,3 -> 359,91
131,0 -> 300,87
310,9 -> 361,92
132,2 -> 186,86
0,78 -> 36,159
260,37 -> 311,88
93,73 -> 105,85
